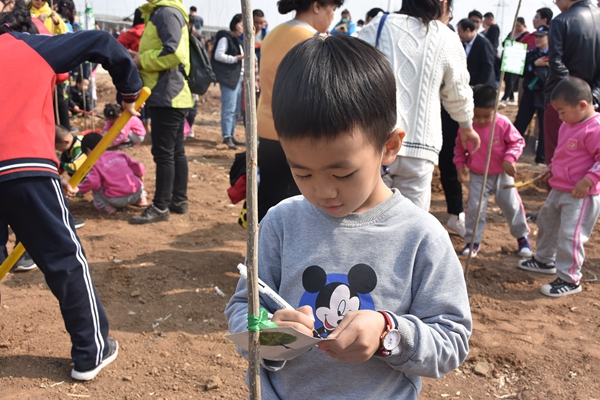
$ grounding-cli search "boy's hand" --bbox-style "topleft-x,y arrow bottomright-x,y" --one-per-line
73,105 -> 80,113
60,179 -> 78,198
122,101 -> 141,117
457,167 -> 469,184
534,57 -> 549,67
539,167 -> 552,182
502,160 -> 516,178
460,126 -> 481,154
271,305 -> 315,337
572,177 -> 593,199
317,310 -> 386,362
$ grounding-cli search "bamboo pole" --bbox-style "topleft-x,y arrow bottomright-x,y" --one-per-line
240,0 -> 261,399
0,88 -> 151,282
464,0 -> 524,281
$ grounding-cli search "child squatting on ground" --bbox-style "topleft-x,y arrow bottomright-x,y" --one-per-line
454,85 -> 533,258
77,133 -> 148,214
102,103 -> 146,149
55,125 -> 86,175
225,35 -> 472,400
518,76 -> 600,297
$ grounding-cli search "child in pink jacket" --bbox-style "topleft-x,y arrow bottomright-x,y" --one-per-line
454,85 -> 531,258
78,133 -> 147,214
102,103 -> 146,149
518,77 -> 600,297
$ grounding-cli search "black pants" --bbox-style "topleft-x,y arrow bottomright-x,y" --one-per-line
439,108 -> 464,216
257,138 -> 300,221
0,177 -> 109,371
501,73 -> 518,101
149,107 -> 188,209
55,83 -> 72,130
514,90 -> 545,163
186,97 -> 198,128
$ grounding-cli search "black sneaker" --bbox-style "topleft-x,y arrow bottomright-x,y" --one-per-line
518,257 -> 556,275
11,252 -> 37,272
223,137 -> 237,150
73,217 -> 86,229
71,337 -> 118,381
129,204 -> 170,224
231,137 -> 245,146
540,278 -> 582,298
168,200 -> 189,214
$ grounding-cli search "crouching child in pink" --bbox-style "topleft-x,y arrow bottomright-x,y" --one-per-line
102,103 -> 146,149
78,133 -> 148,213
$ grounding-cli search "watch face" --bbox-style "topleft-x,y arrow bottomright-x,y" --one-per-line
383,330 -> 401,350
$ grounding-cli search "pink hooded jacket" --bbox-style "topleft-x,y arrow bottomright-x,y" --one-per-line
78,151 -> 145,198
454,114 -> 524,175
549,113 -> 600,195
103,116 -> 146,147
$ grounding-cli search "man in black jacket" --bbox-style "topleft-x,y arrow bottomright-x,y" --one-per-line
544,0 -> 600,162
514,25 -> 550,164
457,18 -> 496,87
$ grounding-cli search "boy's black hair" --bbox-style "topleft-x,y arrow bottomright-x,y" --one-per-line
278,0 -> 344,15
55,125 -> 71,144
550,76 -> 593,107
473,85 -> 497,109
458,18 -> 475,32
253,9 -> 265,18
190,5 -> 197,12
103,103 -> 122,119
272,35 -> 396,151
81,132 -> 103,154
537,7 -> 553,23
229,14 -> 242,32
468,10 -> 483,20
75,75 -> 88,85
366,8 -> 385,21
483,12 -> 494,19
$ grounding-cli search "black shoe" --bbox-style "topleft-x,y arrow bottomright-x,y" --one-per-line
540,278 -> 582,297
231,137 -> 245,146
71,337 -> 118,381
129,204 -> 170,225
526,212 -> 538,222
11,252 -> 37,272
73,217 -> 86,229
518,257 -> 556,275
223,137 -> 237,150
168,200 -> 189,214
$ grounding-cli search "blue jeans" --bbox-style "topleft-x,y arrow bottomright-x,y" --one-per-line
220,75 -> 243,139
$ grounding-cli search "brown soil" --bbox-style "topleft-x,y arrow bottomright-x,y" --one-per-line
1,73 -> 599,399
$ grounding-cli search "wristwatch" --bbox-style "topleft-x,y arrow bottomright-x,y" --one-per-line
377,311 -> 401,356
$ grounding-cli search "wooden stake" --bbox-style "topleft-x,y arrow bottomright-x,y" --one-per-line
464,0 -> 524,282
240,0 -> 261,399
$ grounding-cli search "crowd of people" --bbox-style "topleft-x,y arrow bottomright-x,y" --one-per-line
1,0 -> 600,396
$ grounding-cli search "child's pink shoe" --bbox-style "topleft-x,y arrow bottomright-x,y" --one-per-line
136,190 -> 148,207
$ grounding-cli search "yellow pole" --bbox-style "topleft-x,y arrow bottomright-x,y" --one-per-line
0,87 -> 151,282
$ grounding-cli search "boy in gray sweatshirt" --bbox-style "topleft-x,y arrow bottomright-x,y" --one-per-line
225,35 -> 472,400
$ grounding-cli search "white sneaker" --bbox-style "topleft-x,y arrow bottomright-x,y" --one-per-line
447,213 -> 466,238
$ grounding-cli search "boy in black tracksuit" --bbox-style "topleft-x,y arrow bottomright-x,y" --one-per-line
0,21 -> 141,380
514,25 -> 550,164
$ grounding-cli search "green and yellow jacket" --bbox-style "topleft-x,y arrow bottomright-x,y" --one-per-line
138,0 -> 193,109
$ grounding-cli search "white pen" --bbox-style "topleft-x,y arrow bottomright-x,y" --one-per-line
237,263 -> 322,338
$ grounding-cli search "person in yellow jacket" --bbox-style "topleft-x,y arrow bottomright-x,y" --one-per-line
129,0 -> 193,224
28,0 -> 69,35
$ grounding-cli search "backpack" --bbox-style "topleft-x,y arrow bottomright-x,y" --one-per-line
182,29 -> 216,95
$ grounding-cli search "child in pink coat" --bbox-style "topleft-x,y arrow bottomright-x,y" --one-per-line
518,77 -> 600,297
78,133 -> 147,214
454,85 -> 532,258
102,103 -> 146,149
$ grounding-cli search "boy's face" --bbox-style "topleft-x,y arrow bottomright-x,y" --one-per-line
551,99 -> 592,125
253,16 -> 265,33
469,16 -> 482,31
77,79 -> 89,92
535,34 -> 548,50
533,12 -> 546,29
473,107 -> 494,127
280,129 -> 403,218
55,134 -> 74,152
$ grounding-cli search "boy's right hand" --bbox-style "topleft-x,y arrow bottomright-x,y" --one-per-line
271,305 -> 315,337
539,167 -> 552,182
457,167 -> 469,184
122,101 -> 141,117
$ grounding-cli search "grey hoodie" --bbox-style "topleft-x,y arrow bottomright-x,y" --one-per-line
225,190 -> 472,399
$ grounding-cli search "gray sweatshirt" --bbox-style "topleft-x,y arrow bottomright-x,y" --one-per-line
225,191 -> 472,399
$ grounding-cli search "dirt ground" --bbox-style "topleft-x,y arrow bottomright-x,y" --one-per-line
1,72 -> 599,399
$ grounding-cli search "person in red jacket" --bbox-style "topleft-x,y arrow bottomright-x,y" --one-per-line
0,0 -> 142,380
117,8 -> 145,52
